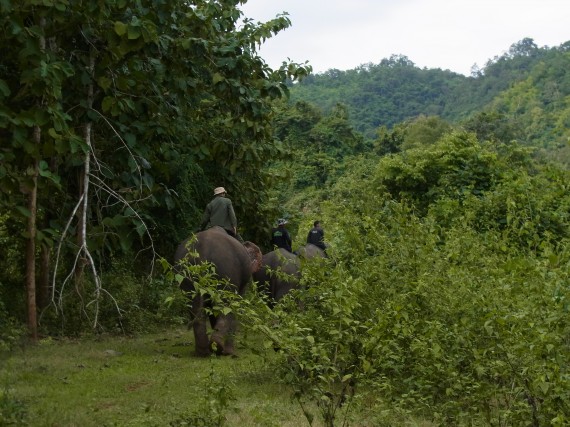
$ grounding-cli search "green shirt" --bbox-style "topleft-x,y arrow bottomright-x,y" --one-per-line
200,195 -> 237,231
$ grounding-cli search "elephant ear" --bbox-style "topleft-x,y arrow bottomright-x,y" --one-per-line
243,241 -> 262,274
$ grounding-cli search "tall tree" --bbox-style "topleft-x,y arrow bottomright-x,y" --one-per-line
0,0 -> 310,336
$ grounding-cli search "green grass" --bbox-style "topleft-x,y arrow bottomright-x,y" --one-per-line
1,328 -> 432,427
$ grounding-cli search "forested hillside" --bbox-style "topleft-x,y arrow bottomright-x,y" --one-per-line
289,38 -> 570,153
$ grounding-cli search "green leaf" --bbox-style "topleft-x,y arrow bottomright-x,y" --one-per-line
135,220 -> 146,237
97,76 -> 112,91
538,382 -> 550,394
48,128 -> 60,139
114,21 -> 127,36
15,206 -> 31,218
101,96 -> 115,113
124,133 -> 136,147
0,79 -> 10,98
128,25 -> 141,40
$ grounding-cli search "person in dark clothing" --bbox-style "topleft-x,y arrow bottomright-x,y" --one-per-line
271,218 -> 292,253
307,220 -> 327,252
200,186 -> 243,242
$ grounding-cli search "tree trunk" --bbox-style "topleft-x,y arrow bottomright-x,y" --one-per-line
37,242 -> 51,311
73,48 -> 96,321
25,16 -> 47,342
74,53 -> 95,287
74,169 -> 87,286
26,142 -> 39,342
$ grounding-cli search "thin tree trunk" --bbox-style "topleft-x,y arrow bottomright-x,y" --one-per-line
75,99 -> 94,285
26,141 -> 40,341
74,170 -> 87,286
25,16 -> 47,342
75,48 -> 94,293
37,242 -> 51,311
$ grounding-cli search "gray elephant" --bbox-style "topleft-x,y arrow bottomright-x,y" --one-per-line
174,226 -> 262,357
253,244 -> 326,307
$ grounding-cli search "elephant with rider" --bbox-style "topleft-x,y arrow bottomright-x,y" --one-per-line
174,226 -> 261,357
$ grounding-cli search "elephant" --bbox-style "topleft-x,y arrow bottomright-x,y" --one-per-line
253,244 -> 326,307
174,226 -> 262,357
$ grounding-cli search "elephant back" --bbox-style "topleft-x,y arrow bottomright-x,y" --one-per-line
253,248 -> 301,303
298,244 -> 326,260
267,248 -> 300,275
174,226 -> 253,294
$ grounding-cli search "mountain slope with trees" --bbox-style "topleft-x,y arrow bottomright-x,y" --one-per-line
289,38 -> 570,152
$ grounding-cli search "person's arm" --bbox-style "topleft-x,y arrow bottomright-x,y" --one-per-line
200,204 -> 210,230
319,230 -> 327,248
286,230 -> 292,247
227,200 -> 237,232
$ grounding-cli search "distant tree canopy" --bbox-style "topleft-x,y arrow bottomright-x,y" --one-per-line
288,38 -> 570,153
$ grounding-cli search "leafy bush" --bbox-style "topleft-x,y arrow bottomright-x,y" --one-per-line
39,257 -> 186,336
243,257 -> 369,427
0,388 -> 27,426
0,299 -> 26,354
169,366 -> 236,427
288,137 -> 570,424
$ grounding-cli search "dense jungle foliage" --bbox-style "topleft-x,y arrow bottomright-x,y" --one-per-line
1,0 -> 569,425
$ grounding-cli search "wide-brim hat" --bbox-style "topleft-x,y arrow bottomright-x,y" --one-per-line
213,187 -> 226,195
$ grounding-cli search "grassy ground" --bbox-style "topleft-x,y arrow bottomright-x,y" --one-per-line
1,327 -> 431,427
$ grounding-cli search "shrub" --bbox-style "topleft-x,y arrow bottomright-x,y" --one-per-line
0,388 -> 27,426
0,299 -> 26,354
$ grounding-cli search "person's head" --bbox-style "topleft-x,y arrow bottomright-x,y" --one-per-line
213,187 -> 226,197
314,220 -> 321,228
277,218 -> 288,227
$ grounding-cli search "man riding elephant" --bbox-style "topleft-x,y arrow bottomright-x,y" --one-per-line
307,220 -> 327,252
271,218 -> 293,253
200,186 -> 244,242
175,186 -> 262,356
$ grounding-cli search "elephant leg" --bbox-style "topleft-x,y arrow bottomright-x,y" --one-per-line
210,313 -> 237,356
191,294 -> 210,357
203,296 -> 217,329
